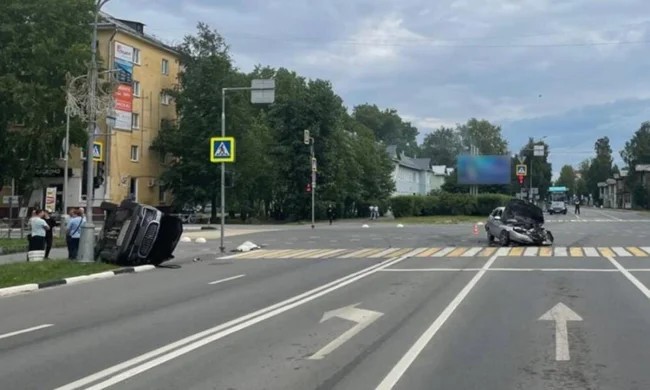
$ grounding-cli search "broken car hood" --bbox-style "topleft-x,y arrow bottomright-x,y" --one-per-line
502,199 -> 545,225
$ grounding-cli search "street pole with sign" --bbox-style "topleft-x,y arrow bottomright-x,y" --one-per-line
304,129 -> 316,229
219,79 -> 275,252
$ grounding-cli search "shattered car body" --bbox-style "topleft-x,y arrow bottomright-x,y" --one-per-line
95,199 -> 183,266
485,199 -> 554,246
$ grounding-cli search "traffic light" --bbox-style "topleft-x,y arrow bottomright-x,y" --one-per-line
517,174 -> 524,185
306,183 -> 311,193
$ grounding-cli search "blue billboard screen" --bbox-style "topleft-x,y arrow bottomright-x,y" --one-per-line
457,155 -> 511,185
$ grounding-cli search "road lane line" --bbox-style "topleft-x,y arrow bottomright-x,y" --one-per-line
380,268 -> 481,272
208,274 -> 245,285
590,208 -> 623,221
375,253 -> 499,390
381,268 -> 619,272
462,247 -> 483,257
583,247 -> 599,257
612,247 -> 632,257
626,247 -> 647,257
642,247 -> 650,254
606,256 -> 650,300
0,324 -> 54,341
523,247 -> 538,257
432,247 -> 455,257
55,255 -> 411,390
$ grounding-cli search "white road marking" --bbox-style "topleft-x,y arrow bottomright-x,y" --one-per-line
461,247 -> 483,257
381,268 -> 618,272
495,247 -> 510,256
432,247 -> 455,257
380,268 -> 481,272
0,324 -> 54,341
554,247 -> 568,257
612,247 -> 632,257
308,303 -> 383,360
642,247 -> 650,254
524,247 -> 538,257
56,255 -> 410,390
375,253 -> 499,390
539,302 -> 583,361
590,208 -> 623,221
208,274 -> 245,285
606,256 -> 650,300
583,247 -> 599,257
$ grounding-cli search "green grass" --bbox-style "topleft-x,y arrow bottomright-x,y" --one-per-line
0,260 -> 118,288
0,237 -> 66,255
395,215 -> 486,224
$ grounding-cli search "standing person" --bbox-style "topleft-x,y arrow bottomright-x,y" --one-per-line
327,204 -> 334,225
28,209 -> 49,259
574,197 -> 581,215
66,209 -> 84,260
42,210 -> 59,259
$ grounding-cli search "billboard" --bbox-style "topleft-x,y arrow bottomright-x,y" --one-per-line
457,155 -> 512,185
113,41 -> 134,130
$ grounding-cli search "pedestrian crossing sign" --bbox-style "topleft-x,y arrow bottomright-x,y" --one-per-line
210,136 -> 235,163
516,164 -> 527,176
92,141 -> 104,162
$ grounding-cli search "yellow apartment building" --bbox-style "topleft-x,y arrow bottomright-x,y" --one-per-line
3,12 -> 180,216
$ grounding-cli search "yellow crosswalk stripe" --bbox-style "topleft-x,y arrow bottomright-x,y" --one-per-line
478,247 -> 497,257
539,247 -> 553,257
598,247 -> 615,257
626,247 -> 647,257
508,247 -> 525,256
338,248 -> 376,258
357,248 -> 388,258
569,247 -> 583,257
414,247 -> 441,257
282,249 -> 321,258
304,249 -> 347,258
447,247 -> 468,257
389,248 -> 415,258
260,249 -> 299,258
369,248 -> 403,258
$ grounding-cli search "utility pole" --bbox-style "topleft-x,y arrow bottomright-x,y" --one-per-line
470,144 -> 479,196
79,0 -> 111,262
305,130 -> 316,229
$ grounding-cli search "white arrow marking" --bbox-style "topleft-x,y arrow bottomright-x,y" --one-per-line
308,303 -> 383,360
538,302 -> 582,361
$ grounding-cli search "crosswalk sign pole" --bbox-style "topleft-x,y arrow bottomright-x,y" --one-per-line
220,89 -> 226,253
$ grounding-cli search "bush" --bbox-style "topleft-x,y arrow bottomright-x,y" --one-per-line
390,193 -> 512,217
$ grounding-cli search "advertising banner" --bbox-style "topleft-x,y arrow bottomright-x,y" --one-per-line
113,42 -> 134,130
457,155 -> 512,185
114,84 -> 133,112
45,187 -> 57,212
114,110 -> 132,130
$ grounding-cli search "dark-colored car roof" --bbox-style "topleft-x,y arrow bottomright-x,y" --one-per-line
502,199 -> 544,225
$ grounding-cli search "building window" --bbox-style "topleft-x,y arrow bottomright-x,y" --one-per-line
133,80 -> 141,97
132,48 -> 141,65
132,113 -> 140,129
129,177 -> 138,201
161,92 -> 172,105
161,59 -> 169,75
130,145 -> 139,161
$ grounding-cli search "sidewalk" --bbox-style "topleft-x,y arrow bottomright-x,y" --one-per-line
0,248 -> 68,266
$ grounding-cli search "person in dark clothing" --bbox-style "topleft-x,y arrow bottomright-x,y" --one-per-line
43,210 -> 59,259
574,198 -> 581,215
327,204 -> 335,225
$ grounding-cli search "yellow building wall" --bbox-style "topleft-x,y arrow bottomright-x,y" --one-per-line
96,29 -> 179,208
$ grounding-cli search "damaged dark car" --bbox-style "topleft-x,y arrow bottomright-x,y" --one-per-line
95,199 -> 183,266
485,199 -> 554,246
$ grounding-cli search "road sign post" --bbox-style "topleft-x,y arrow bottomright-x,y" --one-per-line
220,79 -> 275,252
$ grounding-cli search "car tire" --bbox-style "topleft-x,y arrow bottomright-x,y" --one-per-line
500,230 -> 510,246
487,232 -> 495,243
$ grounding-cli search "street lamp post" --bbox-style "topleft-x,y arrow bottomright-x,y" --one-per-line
78,0 -> 112,262
525,136 -> 547,203
304,130 -> 316,228
220,79 -> 275,253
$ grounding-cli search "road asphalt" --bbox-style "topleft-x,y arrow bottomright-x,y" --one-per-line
1,207 -> 650,389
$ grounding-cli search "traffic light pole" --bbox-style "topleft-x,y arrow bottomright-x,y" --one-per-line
311,141 -> 315,229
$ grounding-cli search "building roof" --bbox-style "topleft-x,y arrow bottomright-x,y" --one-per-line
97,11 -> 178,56
386,145 -> 448,175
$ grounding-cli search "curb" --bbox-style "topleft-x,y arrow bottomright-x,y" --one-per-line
0,265 -> 156,298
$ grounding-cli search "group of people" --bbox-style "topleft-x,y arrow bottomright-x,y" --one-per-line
28,207 -> 86,260
369,205 -> 380,220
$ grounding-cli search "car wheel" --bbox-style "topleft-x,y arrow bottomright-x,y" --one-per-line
487,232 -> 495,243
499,230 -> 510,246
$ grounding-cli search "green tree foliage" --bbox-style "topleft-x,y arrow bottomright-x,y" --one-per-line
518,138 -> 552,197
152,24 -> 395,221
0,0 -> 93,191
587,136 -> 614,200
420,127 -> 462,166
621,122 -> 650,208
555,165 -> 576,194
352,104 -> 420,157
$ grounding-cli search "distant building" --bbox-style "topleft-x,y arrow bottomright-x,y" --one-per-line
386,145 -> 452,196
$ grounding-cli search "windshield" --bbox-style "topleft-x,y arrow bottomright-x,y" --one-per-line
550,193 -> 567,202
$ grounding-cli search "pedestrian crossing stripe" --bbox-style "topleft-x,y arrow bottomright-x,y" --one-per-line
222,246 -> 650,259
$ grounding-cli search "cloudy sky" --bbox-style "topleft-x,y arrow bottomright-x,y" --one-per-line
105,0 -> 650,175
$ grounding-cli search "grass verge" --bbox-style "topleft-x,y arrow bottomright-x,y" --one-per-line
395,215 -> 486,224
0,260 -> 118,289
0,237 -> 66,255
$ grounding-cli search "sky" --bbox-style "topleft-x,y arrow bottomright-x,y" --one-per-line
105,0 -> 650,177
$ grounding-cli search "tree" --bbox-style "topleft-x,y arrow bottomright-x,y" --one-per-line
457,118 -> 509,155
587,136 -> 614,200
621,122 -> 650,208
352,104 -> 420,157
0,0 -> 93,191
151,22 -> 237,218
517,138 -> 552,198
555,165 -> 576,194
420,127 -> 462,167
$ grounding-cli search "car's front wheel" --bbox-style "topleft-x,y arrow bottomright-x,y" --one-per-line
487,232 -> 495,243
500,230 -> 510,246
